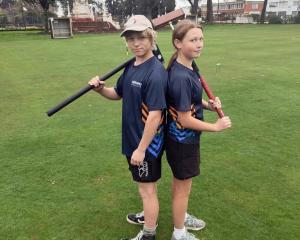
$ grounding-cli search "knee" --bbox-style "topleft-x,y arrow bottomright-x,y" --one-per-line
138,183 -> 157,199
173,188 -> 191,199
173,179 -> 192,198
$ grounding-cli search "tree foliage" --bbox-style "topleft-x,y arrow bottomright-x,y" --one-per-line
105,0 -> 175,25
0,0 -> 17,8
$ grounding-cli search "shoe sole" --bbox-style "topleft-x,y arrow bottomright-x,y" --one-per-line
186,225 -> 206,231
126,216 -> 144,225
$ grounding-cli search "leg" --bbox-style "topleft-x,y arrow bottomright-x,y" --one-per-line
172,177 -> 193,229
122,156 -> 161,239
138,182 -> 159,229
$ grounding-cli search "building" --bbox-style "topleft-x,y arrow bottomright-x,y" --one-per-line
266,0 -> 300,17
201,0 -> 264,22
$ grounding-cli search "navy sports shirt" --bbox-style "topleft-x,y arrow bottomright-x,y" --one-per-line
114,56 -> 167,158
167,60 -> 203,144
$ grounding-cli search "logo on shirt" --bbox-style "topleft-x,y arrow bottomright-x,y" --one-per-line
131,80 -> 142,88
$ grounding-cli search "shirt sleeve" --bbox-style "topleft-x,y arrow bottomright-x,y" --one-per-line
171,74 -> 192,112
114,73 -> 124,98
143,67 -> 167,111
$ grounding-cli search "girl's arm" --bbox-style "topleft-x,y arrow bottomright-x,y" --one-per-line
202,99 -> 211,111
177,111 -> 231,132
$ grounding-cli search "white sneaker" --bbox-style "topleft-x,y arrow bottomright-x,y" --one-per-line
126,211 -> 203,230
184,213 -> 206,231
121,230 -> 156,240
171,231 -> 199,240
126,211 -> 145,225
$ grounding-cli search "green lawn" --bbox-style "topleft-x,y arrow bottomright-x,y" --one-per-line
0,24 -> 299,240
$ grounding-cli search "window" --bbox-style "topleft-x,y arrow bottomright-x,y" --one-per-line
269,2 -> 278,7
278,11 -> 286,16
293,1 -> 299,6
278,1 -> 288,7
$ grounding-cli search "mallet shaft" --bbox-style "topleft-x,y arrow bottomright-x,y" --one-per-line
192,61 -> 225,118
46,58 -> 134,117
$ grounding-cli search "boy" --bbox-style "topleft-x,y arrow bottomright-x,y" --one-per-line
89,15 -> 167,240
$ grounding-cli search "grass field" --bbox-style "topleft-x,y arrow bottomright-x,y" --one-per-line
0,24 -> 299,240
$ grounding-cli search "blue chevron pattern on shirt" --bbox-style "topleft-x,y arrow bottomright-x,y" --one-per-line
168,120 -> 196,142
147,125 -> 164,158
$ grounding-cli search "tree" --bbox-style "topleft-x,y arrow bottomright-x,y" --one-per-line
142,0 -> 176,18
88,0 -> 103,14
187,0 -> 199,16
24,0 -> 56,31
105,0 -> 175,26
59,0 -> 73,17
38,0 -> 56,31
187,0 -> 213,23
0,0 -> 17,8
260,0 -> 268,24
58,0 -> 102,18
105,0 -> 129,26
206,0 -> 213,23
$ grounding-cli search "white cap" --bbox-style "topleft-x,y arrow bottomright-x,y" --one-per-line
120,15 -> 153,37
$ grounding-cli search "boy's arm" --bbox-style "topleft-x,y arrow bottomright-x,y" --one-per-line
89,76 -> 121,100
130,110 -> 162,166
97,87 -> 121,100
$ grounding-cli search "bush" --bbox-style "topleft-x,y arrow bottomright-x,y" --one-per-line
293,14 -> 300,24
268,15 -> 282,24
0,14 -> 8,25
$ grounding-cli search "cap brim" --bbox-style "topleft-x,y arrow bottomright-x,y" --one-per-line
120,25 -> 151,37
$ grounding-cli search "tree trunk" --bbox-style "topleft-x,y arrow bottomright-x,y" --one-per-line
146,5 -> 152,19
191,1 -> 198,15
188,0 -> 198,15
207,0 -> 213,23
44,8 -> 48,32
260,0 -> 268,24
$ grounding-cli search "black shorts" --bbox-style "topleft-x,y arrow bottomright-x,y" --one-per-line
126,152 -> 162,183
166,135 -> 200,180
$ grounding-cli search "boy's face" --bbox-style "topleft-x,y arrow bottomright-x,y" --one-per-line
125,31 -> 153,58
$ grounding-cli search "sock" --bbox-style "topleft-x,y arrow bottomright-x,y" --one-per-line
173,226 -> 186,239
143,225 -> 156,237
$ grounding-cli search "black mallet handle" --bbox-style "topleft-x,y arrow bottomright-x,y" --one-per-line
46,58 -> 134,117
47,9 -> 186,117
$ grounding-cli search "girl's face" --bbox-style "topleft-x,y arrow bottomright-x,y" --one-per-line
126,32 -> 153,58
175,28 -> 204,60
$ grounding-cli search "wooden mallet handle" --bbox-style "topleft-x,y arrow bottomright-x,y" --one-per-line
192,61 -> 225,118
199,75 -> 225,118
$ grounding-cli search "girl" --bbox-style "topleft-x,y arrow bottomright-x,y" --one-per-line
166,20 -> 232,240
88,15 -> 167,240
